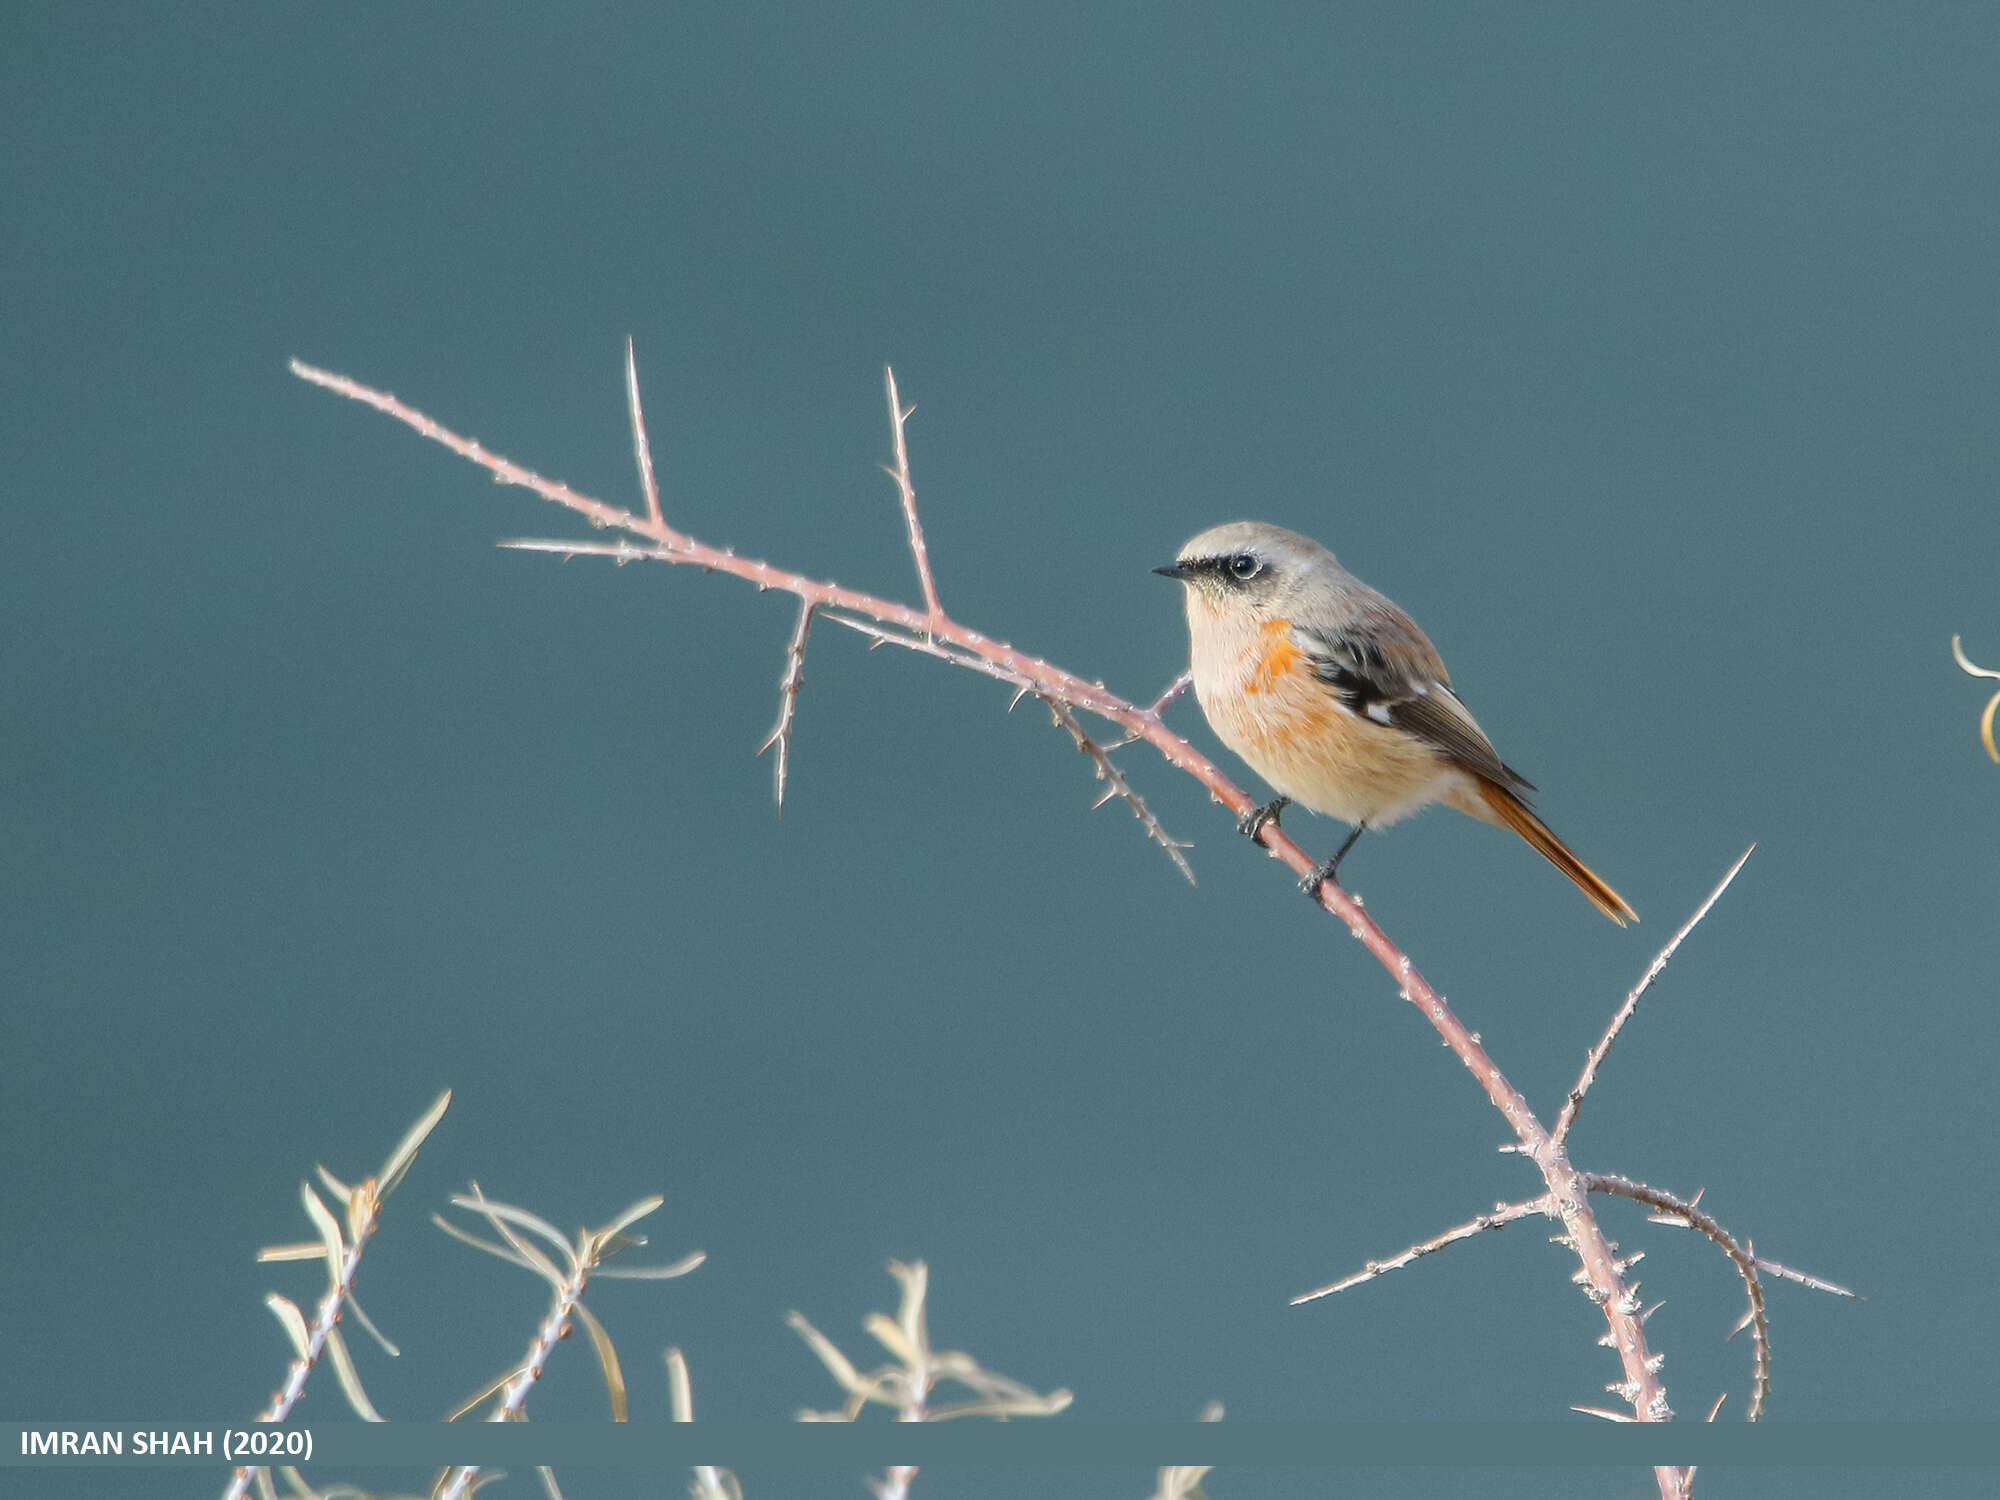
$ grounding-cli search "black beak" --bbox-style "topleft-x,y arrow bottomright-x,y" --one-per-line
1153,561 -> 1193,579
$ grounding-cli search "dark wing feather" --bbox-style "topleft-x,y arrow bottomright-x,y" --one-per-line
1295,603 -> 1534,796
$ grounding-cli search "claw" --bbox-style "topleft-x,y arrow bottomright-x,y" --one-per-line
1298,823 -> 1367,898
1237,796 -> 1289,840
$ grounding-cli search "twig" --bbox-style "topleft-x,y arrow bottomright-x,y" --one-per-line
757,599 -> 816,810
1555,847 -> 1755,1147
883,367 -> 941,624
1039,694 -> 1195,885
1580,1173 -> 1775,1421
1145,669 -> 1194,718
816,609 -> 1036,691
1292,1196 -> 1550,1304
1743,1255 -> 1856,1299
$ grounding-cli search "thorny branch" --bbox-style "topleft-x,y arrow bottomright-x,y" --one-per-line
291,347 -> 1819,1484
1293,855 -> 1855,1424
1582,1175 -> 1775,1421
883,367 -> 942,625
1038,693 -> 1195,884
1292,1196 -> 1550,1303
757,598 -> 816,810
1555,846 -> 1756,1147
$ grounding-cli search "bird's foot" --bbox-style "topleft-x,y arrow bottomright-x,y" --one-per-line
1298,823 -> 1366,898
1237,796 -> 1289,841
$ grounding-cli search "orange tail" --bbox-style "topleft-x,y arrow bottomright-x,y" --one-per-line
1472,779 -> 1638,926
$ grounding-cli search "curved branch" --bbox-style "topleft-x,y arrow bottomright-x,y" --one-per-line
1581,1173 -> 1770,1421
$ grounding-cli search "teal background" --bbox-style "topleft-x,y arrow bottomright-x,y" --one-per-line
4,4 -> 1996,1497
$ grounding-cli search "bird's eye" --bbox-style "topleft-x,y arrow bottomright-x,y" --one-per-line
1228,553 -> 1262,580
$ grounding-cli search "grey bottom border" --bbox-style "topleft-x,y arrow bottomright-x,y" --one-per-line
6,1423 -> 1997,1468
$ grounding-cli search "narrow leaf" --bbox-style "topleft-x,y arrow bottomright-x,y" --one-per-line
433,1213 -> 539,1274
594,1249 -> 707,1280
314,1166 -> 353,1208
598,1195 -> 665,1243
324,1325 -> 385,1421
572,1301 -> 628,1422
257,1241 -> 328,1264
446,1366 -> 519,1423
346,1290 -> 401,1358
665,1348 -> 693,1422
378,1088 -> 452,1200
299,1182 -> 346,1280
264,1293 -> 311,1359
786,1311 -> 866,1394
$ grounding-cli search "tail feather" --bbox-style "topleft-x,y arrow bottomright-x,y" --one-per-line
1472,779 -> 1637,926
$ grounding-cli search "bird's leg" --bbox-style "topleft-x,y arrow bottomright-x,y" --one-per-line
1299,822 -> 1366,896
1237,795 -> 1290,840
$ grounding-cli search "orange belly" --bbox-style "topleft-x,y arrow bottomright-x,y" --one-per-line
1194,616 -> 1462,826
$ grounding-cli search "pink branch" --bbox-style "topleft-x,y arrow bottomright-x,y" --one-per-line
1555,847 -> 1756,1147
1292,1196 -> 1550,1303
1583,1173 -> 1772,1422
882,366 -> 941,623
1037,694 -> 1195,884
1144,669 -> 1194,719
757,599 -> 816,810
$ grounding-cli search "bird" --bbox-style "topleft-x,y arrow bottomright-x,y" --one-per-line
1156,521 -> 1636,924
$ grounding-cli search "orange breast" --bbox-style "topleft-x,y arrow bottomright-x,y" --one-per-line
1196,614 -> 1457,825
1242,619 -> 1300,695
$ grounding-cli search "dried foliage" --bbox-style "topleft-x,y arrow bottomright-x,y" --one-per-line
228,1096 -> 715,1500
225,1091 -> 452,1500
430,1189 -> 705,1500
789,1260 -> 1073,1500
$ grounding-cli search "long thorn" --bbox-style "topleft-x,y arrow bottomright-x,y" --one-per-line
625,338 -> 664,533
